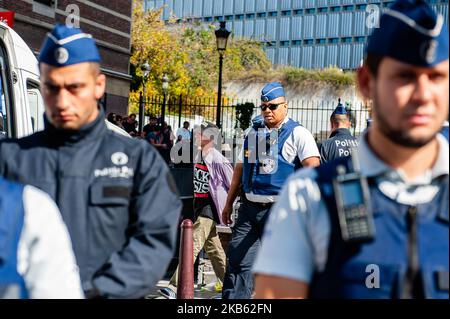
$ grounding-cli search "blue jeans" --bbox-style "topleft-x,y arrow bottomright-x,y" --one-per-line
222,198 -> 272,299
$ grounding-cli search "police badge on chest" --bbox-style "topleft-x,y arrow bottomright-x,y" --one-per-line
259,154 -> 278,174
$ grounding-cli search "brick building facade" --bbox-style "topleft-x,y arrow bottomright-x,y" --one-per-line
0,0 -> 132,115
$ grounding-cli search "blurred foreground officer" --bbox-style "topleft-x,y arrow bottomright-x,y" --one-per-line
222,82 -> 320,299
253,0 -> 449,299
0,178 -> 83,299
0,24 -> 182,299
320,100 -> 358,163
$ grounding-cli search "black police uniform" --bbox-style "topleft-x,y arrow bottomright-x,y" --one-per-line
319,128 -> 358,163
0,112 -> 182,298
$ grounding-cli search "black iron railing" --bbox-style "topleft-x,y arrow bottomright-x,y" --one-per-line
130,95 -> 371,144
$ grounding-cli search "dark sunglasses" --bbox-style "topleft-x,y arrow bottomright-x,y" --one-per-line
259,102 -> 285,111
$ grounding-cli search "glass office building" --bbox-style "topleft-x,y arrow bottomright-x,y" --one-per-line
144,0 -> 448,70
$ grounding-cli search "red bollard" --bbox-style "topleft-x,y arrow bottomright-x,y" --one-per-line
177,219 -> 194,299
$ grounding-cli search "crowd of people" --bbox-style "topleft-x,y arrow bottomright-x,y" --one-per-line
106,112 -> 177,163
0,0 -> 448,300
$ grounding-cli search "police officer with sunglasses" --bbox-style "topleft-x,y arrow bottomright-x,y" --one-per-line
221,82 -> 320,299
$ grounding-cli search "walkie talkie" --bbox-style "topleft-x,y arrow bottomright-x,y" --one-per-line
332,149 -> 375,243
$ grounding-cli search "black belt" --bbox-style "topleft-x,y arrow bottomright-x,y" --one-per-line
244,196 -> 274,208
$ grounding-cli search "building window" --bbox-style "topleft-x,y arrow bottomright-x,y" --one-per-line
204,17 -> 213,22
342,37 -> 352,43
281,10 -> 291,16
355,36 -> 366,43
292,40 -> 302,46
246,13 -> 255,19
343,5 -> 354,11
214,16 -> 223,21
34,0 -> 54,5
257,12 -> 266,18
266,41 -> 276,47
236,14 -> 244,20
329,38 -> 339,44
33,0 -> 57,18
356,4 -> 367,10
294,9 -> 303,15
268,11 -> 278,17
317,39 -> 327,44
304,39 -> 314,45
305,8 -> 316,14
225,15 -> 233,21
318,7 -> 328,13
330,6 -> 341,12
280,41 -> 289,47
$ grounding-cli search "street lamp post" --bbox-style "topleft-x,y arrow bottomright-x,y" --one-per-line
214,21 -> 230,129
161,74 -> 169,126
139,61 -> 151,135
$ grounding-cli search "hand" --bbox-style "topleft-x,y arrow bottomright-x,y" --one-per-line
222,204 -> 233,225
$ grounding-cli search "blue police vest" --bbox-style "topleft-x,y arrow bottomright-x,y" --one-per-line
243,119 -> 301,195
310,157 -> 449,299
0,179 -> 28,299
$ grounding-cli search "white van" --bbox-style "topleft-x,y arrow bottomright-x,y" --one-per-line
0,22 -> 128,138
0,21 -> 43,138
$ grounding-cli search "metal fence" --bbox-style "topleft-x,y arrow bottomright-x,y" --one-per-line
130,95 -> 371,144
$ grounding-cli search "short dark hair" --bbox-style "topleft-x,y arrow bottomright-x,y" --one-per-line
107,112 -> 116,122
364,53 -> 384,77
330,114 -> 350,125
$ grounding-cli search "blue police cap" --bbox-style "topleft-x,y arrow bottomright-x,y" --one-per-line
367,0 -> 449,67
261,82 -> 285,102
332,99 -> 348,116
38,24 -> 101,67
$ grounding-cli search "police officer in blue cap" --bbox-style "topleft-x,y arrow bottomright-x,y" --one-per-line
320,99 -> 359,163
221,81 -> 320,299
254,0 -> 449,299
0,24 -> 182,298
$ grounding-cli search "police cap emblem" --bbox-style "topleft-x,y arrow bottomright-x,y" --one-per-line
421,39 -> 438,65
55,47 -> 69,64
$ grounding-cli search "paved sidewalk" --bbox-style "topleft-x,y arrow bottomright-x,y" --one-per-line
145,280 -> 222,299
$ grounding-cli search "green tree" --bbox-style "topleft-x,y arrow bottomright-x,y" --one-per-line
129,1 -> 271,114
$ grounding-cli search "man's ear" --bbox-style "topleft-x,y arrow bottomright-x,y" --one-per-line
357,66 -> 373,100
95,73 -> 106,100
